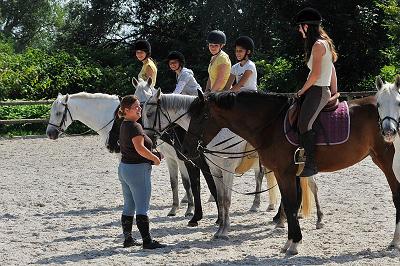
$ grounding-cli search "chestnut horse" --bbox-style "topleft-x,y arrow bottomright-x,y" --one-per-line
181,90 -> 400,255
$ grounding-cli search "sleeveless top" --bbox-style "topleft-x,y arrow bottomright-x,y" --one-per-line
138,58 -> 157,87
208,51 -> 231,91
307,40 -> 333,87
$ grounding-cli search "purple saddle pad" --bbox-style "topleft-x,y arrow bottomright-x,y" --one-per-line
284,101 -> 350,146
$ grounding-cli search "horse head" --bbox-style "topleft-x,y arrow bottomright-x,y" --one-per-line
46,93 -> 72,140
376,75 -> 400,143
132,77 -> 156,104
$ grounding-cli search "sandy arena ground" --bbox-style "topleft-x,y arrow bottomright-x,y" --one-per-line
1,135 -> 400,265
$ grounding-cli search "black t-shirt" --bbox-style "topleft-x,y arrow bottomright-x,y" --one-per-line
119,120 -> 153,164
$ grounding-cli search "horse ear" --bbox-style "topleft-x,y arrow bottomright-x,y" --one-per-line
376,76 -> 384,91
131,77 -> 139,88
155,88 -> 162,100
395,75 -> 400,89
197,89 -> 204,102
147,77 -> 153,87
62,94 -> 69,104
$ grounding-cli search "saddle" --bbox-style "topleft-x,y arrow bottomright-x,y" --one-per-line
288,92 -> 340,126
284,93 -> 350,146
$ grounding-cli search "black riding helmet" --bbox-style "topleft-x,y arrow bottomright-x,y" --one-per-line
235,36 -> 255,56
295,7 -> 322,25
207,30 -> 226,44
166,51 -> 185,66
134,40 -> 151,57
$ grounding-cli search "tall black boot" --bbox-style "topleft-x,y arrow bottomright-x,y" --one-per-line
121,215 -> 140,247
298,130 -> 318,177
136,215 -> 166,249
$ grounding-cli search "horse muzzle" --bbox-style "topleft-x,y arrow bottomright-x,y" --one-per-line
381,127 -> 397,143
46,127 -> 60,140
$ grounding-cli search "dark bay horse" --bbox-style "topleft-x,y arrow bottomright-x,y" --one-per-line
182,90 -> 400,255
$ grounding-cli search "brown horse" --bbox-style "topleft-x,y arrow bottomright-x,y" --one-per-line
182,90 -> 400,255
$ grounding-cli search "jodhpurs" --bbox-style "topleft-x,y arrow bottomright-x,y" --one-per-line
118,162 -> 152,216
298,86 -> 331,134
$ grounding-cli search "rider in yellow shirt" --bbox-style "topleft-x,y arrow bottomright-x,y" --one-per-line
134,40 -> 157,87
206,30 -> 231,92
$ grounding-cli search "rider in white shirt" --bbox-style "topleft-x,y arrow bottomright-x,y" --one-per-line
224,36 -> 258,92
167,51 -> 202,96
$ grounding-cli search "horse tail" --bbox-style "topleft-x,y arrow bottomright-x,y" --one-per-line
300,177 -> 313,217
266,170 -> 279,205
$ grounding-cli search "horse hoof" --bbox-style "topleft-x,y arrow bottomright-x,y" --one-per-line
249,206 -> 259,212
167,212 -> 176,217
287,249 -> 298,256
316,222 -> 324,229
215,219 -> 222,225
185,212 -> 194,217
187,221 -> 198,227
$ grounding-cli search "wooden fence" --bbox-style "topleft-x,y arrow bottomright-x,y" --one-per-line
0,99 -> 54,125
0,91 -> 377,125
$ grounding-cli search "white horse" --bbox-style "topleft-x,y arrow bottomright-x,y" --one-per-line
45,91 -> 195,217
133,78 -> 276,213
376,75 -> 400,249
142,89 -> 280,239
376,75 -> 400,188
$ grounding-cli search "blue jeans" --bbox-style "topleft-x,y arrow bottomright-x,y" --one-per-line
118,162 -> 152,216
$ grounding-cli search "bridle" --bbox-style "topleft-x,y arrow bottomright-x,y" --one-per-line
142,97 -> 191,138
47,98 -> 73,133
377,92 -> 400,134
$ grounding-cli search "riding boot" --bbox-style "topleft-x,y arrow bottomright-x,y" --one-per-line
136,215 -> 166,249
298,130 -> 318,177
121,215 -> 141,247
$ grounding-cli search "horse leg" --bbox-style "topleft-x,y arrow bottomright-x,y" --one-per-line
250,162 -> 264,212
166,158 -> 179,216
307,176 -> 324,229
213,172 -> 226,239
178,160 -> 194,217
195,154 -> 221,225
185,161 -> 202,227
278,174 -> 302,255
272,201 -> 286,228
266,169 -> 279,211
219,173 -> 234,239
370,145 -> 400,249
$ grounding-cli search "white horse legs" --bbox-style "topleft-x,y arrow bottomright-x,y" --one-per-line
213,172 -> 233,240
165,158 -> 194,217
250,166 -> 264,212
307,176 -> 324,229
177,160 -> 194,217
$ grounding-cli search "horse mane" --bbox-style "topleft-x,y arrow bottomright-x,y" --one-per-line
207,90 -> 290,109
71,92 -> 120,101
160,93 -> 196,111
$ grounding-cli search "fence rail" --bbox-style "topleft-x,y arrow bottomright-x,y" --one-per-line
0,91 -> 377,125
0,99 -> 54,125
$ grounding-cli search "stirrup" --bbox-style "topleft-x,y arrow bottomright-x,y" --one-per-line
294,147 -> 306,165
